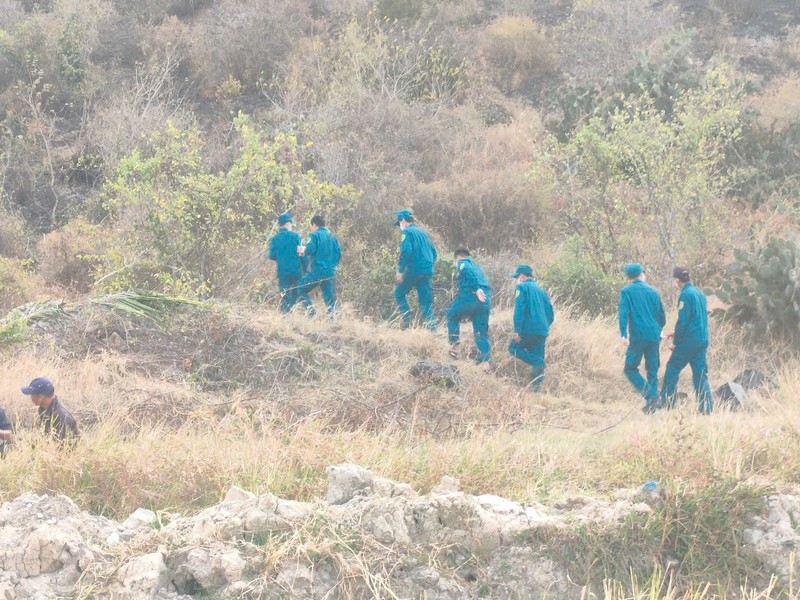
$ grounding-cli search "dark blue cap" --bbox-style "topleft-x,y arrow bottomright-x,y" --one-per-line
21,377 -> 55,396
394,208 -> 413,226
511,264 -> 533,278
624,263 -> 643,278
277,212 -> 293,225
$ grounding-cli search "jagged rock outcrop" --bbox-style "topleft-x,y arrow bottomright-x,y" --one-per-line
0,466 -> 793,599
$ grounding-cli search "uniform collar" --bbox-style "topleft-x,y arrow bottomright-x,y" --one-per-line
39,396 -> 59,415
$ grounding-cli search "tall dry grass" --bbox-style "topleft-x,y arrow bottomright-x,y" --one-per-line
0,304 -> 795,523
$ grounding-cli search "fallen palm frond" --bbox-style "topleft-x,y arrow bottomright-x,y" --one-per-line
0,290 -> 204,347
87,290 -> 203,320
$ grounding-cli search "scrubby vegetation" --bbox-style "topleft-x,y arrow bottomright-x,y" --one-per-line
0,0 -> 798,329
2,0 -> 800,597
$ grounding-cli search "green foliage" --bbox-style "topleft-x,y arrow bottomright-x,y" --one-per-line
554,79 -> 604,142
715,237 -> 800,347
102,115 -> 356,296
57,14 -> 86,86
0,309 -> 28,347
622,33 -> 703,118
728,120 -> 800,208
536,66 -> 745,271
343,246 -> 456,321
539,238 -> 623,317
553,32 -> 704,141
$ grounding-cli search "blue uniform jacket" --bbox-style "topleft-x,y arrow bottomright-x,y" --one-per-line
305,227 -> 341,273
673,283 -> 709,346
398,224 -> 437,275
514,279 -> 554,336
268,229 -> 305,275
456,258 -> 491,299
618,280 -> 666,342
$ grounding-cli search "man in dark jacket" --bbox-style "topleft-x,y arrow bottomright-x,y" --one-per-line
446,247 -> 491,366
268,212 -> 306,313
659,266 -> 713,414
21,377 -> 80,443
0,407 -> 12,457
618,263 -> 666,413
394,209 -> 438,330
297,215 -> 342,316
508,264 -> 554,391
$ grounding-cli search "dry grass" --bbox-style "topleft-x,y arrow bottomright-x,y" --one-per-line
0,303 -> 794,525
3,302 -> 798,597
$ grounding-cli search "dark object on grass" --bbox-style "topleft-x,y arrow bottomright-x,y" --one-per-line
409,360 -> 461,387
733,368 -> 770,390
714,381 -> 748,410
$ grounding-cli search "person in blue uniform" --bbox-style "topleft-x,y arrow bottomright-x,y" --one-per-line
659,266 -> 713,414
268,212 -> 306,313
508,264 -> 554,391
618,263 -> 666,413
446,247 -> 491,366
297,215 -> 341,316
394,209 -> 437,330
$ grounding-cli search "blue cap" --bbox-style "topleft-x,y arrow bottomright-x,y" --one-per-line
277,212 -> 293,225
21,377 -> 55,396
624,263 -> 643,278
394,208 -> 413,226
511,264 -> 533,278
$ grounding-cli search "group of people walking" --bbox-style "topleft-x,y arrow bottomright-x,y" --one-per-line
2,212 -> 711,454
619,263 -> 713,414
269,209 -> 712,413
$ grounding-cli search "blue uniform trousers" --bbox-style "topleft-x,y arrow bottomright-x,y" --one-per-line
509,334 -> 547,391
660,342 -> 713,414
446,297 -> 491,363
277,272 -> 301,313
624,339 -> 660,407
395,272 -> 436,330
298,270 -> 336,316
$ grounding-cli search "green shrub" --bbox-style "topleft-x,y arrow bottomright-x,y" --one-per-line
101,115 -> 356,296
539,239 -> 623,318
714,237 -> 800,347
340,245 -> 456,322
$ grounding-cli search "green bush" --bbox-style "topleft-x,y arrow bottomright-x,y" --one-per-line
714,237 -> 800,347
539,239 -> 623,318
340,245 -> 456,322
102,115 -> 356,297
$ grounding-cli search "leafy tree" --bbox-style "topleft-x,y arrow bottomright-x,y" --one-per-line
102,115 -> 355,296
534,67 -> 745,272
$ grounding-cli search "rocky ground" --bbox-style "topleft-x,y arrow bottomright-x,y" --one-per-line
0,464 -> 794,599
